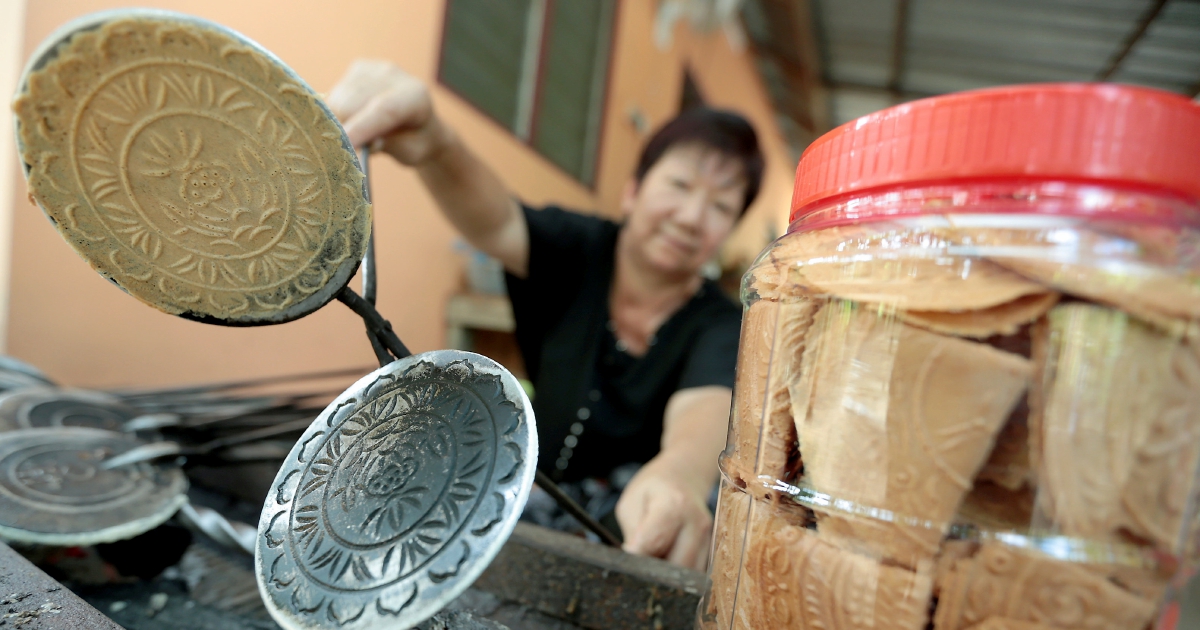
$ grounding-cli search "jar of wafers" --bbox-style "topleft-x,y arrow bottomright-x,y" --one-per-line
700,84 -> 1200,630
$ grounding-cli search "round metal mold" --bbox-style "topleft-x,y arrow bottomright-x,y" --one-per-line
256,350 -> 537,630
0,356 -> 54,388
0,428 -> 188,545
0,388 -> 139,433
13,9 -> 371,326
0,371 -> 56,395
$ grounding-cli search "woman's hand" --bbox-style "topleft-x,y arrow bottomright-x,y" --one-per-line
326,60 -> 451,166
616,453 -> 713,571
327,60 -> 528,273
616,386 -> 729,570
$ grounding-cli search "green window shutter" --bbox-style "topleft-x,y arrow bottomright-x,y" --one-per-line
440,0 -> 535,131
531,0 -> 615,184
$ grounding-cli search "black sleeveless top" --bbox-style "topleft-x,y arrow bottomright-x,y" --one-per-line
505,205 -> 741,482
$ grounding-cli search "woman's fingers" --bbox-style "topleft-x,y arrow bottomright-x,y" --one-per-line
326,59 -> 391,120
326,60 -> 440,164
622,494 -> 685,559
340,90 -> 408,148
665,511 -> 712,571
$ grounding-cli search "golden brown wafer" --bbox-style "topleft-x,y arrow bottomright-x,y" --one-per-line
722,297 -> 777,489
963,618 -> 1056,630
899,292 -> 1060,339
1030,304 -> 1200,549
792,302 -> 1031,566
933,542 -> 1156,630
771,225 -> 1049,311
737,502 -> 932,630
704,484 -> 753,629
722,268 -> 817,500
941,226 -> 1200,336
14,16 -> 370,324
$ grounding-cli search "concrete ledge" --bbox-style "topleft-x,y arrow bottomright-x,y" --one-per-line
0,541 -> 122,630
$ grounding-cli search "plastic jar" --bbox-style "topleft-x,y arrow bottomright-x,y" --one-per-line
700,84 -> 1200,630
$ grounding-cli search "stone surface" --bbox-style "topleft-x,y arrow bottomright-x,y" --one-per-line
0,541 -> 121,629
472,522 -> 705,630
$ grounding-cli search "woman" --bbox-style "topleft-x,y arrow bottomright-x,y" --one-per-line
328,61 -> 763,570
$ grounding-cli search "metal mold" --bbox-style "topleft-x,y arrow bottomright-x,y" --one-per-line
0,388 -> 139,433
256,350 -> 537,630
0,428 -> 187,545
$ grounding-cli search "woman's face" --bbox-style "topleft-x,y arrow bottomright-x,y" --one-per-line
621,143 -> 748,278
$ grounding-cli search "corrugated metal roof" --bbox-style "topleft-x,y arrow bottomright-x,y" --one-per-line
746,0 -> 1200,147
1111,0 -> 1200,92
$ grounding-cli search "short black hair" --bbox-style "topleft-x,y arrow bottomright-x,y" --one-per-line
634,107 -> 764,214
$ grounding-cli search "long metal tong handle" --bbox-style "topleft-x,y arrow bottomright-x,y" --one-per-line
338,287 -> 411,361
535,469 -> 622,547
359,146 -> 378,305
177,503 -> 256,555
101,416 -> 317,469
352,148 -> 611,548
358,146 -> 391,367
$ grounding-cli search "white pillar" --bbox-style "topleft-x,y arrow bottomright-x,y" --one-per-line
0,0 -> 27,353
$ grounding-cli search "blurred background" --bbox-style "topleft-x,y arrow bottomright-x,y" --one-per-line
0,0 -> 1198,391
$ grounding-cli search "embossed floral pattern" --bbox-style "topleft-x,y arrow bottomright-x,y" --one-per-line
256,354 -> 534,629
13,17 -> 370,322
0,429 -> 187,545
179,163 -> 229,207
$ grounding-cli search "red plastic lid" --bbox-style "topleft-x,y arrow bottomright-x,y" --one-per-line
790,83 -> 1200,224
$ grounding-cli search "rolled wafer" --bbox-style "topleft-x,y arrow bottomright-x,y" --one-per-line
792,302 -> 1031,566
942,226 -> 1200,337
975,404 -> 1033,491
721,296 -> 778,489
1030,303 -> 1200,550
898,292 -> 1060,339
933,542 -> 1156,630
963,618 -> 1056,630
1117,337 -> 1200,552
704,483 -> 752,629
723,265 -> 817,500
751,298 -> 817,499
771,225 -> 1050,312
736,500 -> 932,630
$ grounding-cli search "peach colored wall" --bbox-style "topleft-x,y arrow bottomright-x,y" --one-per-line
10,0 -> 793,388
594,1 -> 795,267
0,0 -> 26,354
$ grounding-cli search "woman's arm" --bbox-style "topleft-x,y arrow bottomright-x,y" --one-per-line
615,385 -> 731,570
326,60 -> 530,277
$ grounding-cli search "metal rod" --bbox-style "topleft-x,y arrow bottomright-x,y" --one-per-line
886,0 -> 911,99
180,403 -> 326,430
177,503 -> 256,555
104,416 -> 318,469
337,286 -> 412,360
203,417 -> 316,451
535,469 -> 622,547
1097,0 -> 1169,81
359,146 -> 378,306
367,331 -> 394,367
110,366 -> 371,398
358,145 -> 390,367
